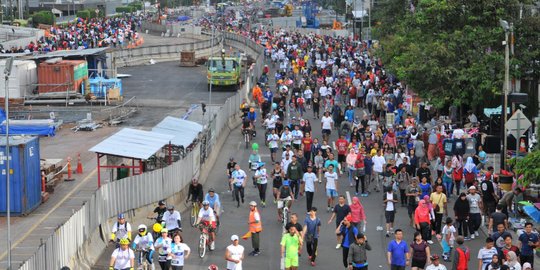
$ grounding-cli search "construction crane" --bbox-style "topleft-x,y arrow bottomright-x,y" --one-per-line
296,0 -> 319,28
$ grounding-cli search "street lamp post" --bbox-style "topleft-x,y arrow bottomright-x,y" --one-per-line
4,56 -> 14,270
500,19 -> 510,171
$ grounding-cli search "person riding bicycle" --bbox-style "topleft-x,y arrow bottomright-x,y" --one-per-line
148,200 -> 167,223
162,205 -> 182,236
132,224 -> 155,269
240,99 -> 249,118
186,178 -> 204,206
204,188 -> 221,219
196,200 -> 217,250
276,180 -> 294,222
109,238 -> 135,270
247,107 -> 257,126
230,164 -> 247,208
241,116 -> 253,137
110,213 -> 132,244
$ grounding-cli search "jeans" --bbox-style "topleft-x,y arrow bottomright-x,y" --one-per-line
348,168 -> 356,186
456,218 -> 469,237
434,213 -> 443,234
469,213 -> 482,234
399,189 -> 407,205
443,181 -> 453,196
355,174 -> 366,194
454,181 -> 462,196
306,238 -> 318,262
306,191 -> 314,212
342,247 -> 350,268
290,179 -> 300,199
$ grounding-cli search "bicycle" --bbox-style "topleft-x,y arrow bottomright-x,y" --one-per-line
197,223 -> 213,258
136,249 -> 150,270
242,128 -> 252,149
278,197 -> 292,233
185,200 -> 200,227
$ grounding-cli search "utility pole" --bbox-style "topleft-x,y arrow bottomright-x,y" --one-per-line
500,19 -> 510,171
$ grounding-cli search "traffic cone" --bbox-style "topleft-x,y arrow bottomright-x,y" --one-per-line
66,157 -> 74,181
76,153 -> 83,174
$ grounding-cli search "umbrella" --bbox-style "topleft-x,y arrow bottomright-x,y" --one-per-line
523,205 -> 540,223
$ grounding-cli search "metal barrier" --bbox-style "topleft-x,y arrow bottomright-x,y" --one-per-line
17,31 -> 265,270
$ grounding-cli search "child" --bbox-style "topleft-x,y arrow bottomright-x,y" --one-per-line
441,217 -> 456,261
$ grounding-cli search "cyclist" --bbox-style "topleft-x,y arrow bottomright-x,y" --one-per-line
241,116 -> 253,141
247,107 -> 257,126
230,163 -> 247,208
110,213 -> 132,244
148,200 -> 167,223
162,205 -> 182,236
195,200 -> 217,250
204,188 -> 221,219
154,228 -> 172,270
276,180 -> 294,222
132,224 -> 155,270
186,178 -> 204,208
109,238 -> 135,270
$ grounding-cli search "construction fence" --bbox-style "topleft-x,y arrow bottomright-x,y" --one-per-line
17,31 -> 265,270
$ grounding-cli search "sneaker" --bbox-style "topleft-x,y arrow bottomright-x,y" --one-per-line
464,237 -> 471,241
248,251 -> 256,256
210,241 -> 215,250
335,244 -> 341,249
475,231 -> 479,237
254,251 -> 260,256
385,233 -> 389,238
470,234 -> 475,240
241,198 -> 245,203
262,201 -> 266,207
310,261 -> 316,267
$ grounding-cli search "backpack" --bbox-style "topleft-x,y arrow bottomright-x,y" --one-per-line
464,171 -> 475,184
456,246 -> 470,270
453,167 -> 463,181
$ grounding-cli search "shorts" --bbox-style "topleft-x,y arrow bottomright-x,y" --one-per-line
411,259 -> 426,268
326,189 -> 338,198
338,154 -> 346,163
277,197 -> 292,208
270,147 -> 278,153
385,210 -> 395,223
285,255 -> 299,267
322,129 -> 331,136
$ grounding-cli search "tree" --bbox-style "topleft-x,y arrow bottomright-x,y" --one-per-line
373,0 -> 540,109
515,150 -> 540,186
31,11 -> 55,26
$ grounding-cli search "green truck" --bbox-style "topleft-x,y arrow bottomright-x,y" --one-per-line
207,53 -> 241,90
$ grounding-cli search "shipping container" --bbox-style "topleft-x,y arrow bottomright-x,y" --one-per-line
0,136 -> 41,216
0,60 -> 38,98
37,60 -> 88,94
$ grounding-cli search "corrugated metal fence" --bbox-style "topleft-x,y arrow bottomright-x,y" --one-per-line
17,31 -> 264,270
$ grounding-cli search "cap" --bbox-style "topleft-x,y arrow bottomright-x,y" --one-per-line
167,205 -> 175,210
430,254 -> 440,260
208,188 -> 215,193
345,214 -> 353,222
249,201 -> 257,206
231,235 -> 239,241
158,200 -> 165,206
117,213 -> 125,219
161,228 -> 168,233
469,186 -> 476,190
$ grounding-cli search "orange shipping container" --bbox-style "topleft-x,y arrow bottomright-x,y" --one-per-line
38,60 -> 88,94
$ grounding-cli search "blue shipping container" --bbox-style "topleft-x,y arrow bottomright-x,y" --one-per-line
0,136 -> 41,216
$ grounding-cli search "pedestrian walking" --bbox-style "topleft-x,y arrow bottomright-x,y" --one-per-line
350,196 -> 367,233
387,229 -> 410,270
410,231 -> 431,270
328,195 -> 351,249
247,201 -> 262,256
336,214 -> 359,268
415,199 -> 433,243
348,232 -> 371,270
281,224 -> 303,270
430,185 -> 447,235
302,165 -> 317,212
452,236 -> 470,270
225,235 -> 244,270
384,187 -> 398,237
303,207 -> 321,266
466,186 -> 483,239
454,192 -> 470,240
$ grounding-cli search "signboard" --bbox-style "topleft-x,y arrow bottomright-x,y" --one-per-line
505,109 -> 532,139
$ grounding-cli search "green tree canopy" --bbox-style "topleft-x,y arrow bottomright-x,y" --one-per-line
373,0 -> 540,108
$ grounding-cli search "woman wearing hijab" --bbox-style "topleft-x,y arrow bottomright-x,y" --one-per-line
487,254 -> 501,270
384,128 -> 397,150
349,197 -> 367,233
463,156 -> 479,189
346,148 -> 358,188
503,251 -> 521,270
414,199 -> 433,243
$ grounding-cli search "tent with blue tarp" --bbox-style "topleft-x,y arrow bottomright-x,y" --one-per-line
523,205 -> 540,223
0,109 -> 55,136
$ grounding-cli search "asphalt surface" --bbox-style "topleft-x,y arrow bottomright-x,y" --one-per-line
93,63 -> 489,270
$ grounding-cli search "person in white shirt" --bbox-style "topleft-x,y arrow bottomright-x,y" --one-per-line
425,254 -> 447,270
280,128 -> 293,150
291,126 -> 304,150
230,164 -> 248,207
303,166 -> 317,212
254,162 -> 269,207
303,88 -> 313,109
154,228 -> 173,269
132,224 -> 155,268
319,85 -> 328,97
196,201 -> 217,250
372,149 -> 386,192
225,235 -> 245,270
162,205 -> 182,236
110,238 -> 135,270
325,164 -> 339,211
321,112 -> 334,141
110,213 -> 132,242
267,129 -> 280,162
170,233 -> 190,270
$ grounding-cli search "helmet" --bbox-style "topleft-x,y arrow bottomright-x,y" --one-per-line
117,213 -> 125,219
208,264 -> 219,270
119,238 -> 130,245
138,224 -> 147,236
152,223 -> 162,233
202,200 -> 210,206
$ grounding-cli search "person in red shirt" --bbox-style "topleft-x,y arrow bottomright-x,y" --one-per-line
302,132 -> 313,161
335,134 -> 349,174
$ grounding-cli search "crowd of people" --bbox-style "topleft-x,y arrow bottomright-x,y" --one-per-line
1,16 -> 142,54
104,5 -> 539,270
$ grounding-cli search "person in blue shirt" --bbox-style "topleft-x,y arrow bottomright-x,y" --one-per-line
335,214 -> 359,268
418,177 -> 432,199
263,87 -> 273,103
518,222 -> 540,266
387,229 -> 410,270
204,188 -> 221,220
345,105 -> 355,123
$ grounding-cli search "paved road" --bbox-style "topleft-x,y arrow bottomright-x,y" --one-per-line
93,66 -> 488,270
